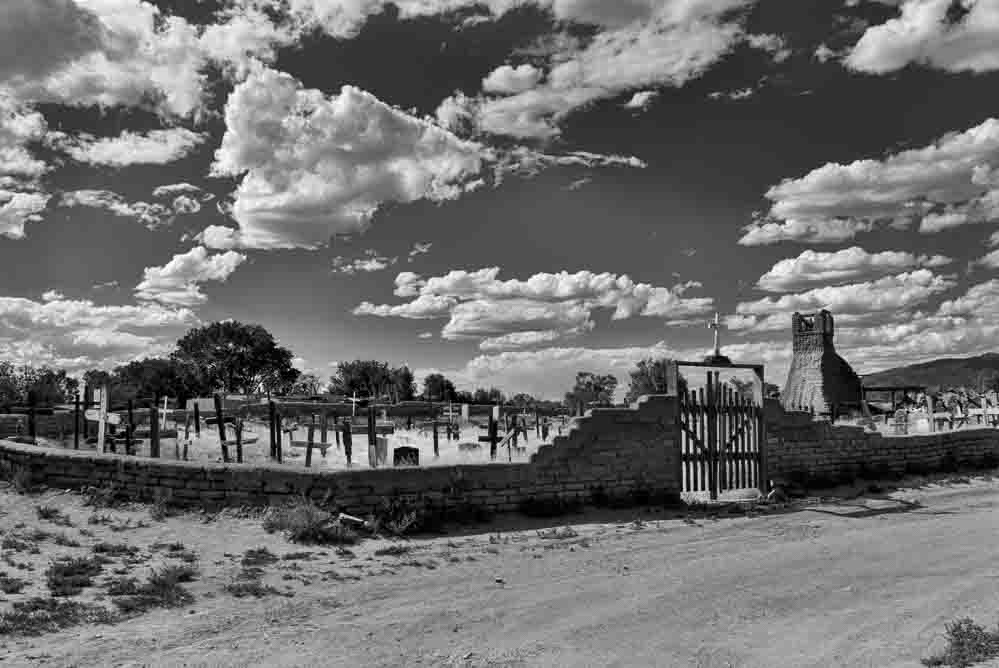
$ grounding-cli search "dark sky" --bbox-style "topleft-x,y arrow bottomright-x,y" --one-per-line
2,0 -> 998,397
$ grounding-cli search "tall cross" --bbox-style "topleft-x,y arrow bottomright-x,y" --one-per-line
709,312 -> 723,356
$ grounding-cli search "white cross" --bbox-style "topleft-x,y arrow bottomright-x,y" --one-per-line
708,313 -> 723,356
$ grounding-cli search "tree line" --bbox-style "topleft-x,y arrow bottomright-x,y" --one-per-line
0,319 -> 773,410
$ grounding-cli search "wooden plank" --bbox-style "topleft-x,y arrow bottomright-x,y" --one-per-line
214,394 -> 229,463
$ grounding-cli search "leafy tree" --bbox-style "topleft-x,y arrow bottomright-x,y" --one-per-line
625,358 -> 684,403
390,366 -> 416,402
509,393 -> 536,408
111,358 -> 207,404
330,360 -> 392,399
171,321 -> 299,396
565,372 -> 617,410
472,387 -> 505,404
291,373 -> 323,396
454,390 -> 474,404
422,373 -> 457,402
0,362 -> 20,407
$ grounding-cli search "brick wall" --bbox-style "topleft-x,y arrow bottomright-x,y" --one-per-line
766,402 -> 999,483
0,396 -> 681,514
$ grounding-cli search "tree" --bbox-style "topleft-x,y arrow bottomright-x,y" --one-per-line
171,321 -> 299,396
111,358 -> 205,404
625,358 -> 684,403
291,373 -> 323,396
509,393 -> 536,408
0,362 -> 18,407
454,390 -> 474,404
472,387 -> 505,404
565,372 -> 617,410
330,360 -> 391,399
422,373 -> 457,402
391,366 -> 416,402
728,377 -> 756,402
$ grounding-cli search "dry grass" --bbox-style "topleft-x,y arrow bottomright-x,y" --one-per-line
44,555 -> 108,597
107,565 -> 198,615
0,598 -> 114,636
263,498 -> 358,546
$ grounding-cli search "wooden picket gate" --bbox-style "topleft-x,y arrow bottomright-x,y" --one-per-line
676,373 -> 767,499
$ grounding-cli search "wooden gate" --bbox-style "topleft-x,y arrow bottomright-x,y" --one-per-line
676,372 -> 767,499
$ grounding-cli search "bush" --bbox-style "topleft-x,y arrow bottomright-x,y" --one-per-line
35,505 -> 72,526
45,556 -> 108,597
109,566 -> 197,615
263,498 -> 358,545
923,617 -> 999,667
0,574 -> 28,594
92,542 -> 139,557
0,598 -> 114,636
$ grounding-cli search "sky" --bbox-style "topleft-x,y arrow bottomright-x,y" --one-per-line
2,0 -> 999,400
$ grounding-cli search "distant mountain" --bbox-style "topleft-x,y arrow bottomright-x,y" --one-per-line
862,353 -> 999,390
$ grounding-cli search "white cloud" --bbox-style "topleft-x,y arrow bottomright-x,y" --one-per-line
438,0 -> 754,138
742,116 -> 999,245
745,32 -> 792,62
0,191 -> 50,239
60,189 -> 176,230
134,246 -> 247,306
331,250 -> 398,274
732,269 -> 957,332
151,182 -> 202,198
42,290 -> 65,302
708,86 -> 755,100
846,0 -> 999,74
482,64 -> 543,94
417,331 -> 434,339
49,128 -> 205,167
408,241 -> 433,259
0,292 -> 196,374
356,267 -> 714,348
478,329 -> 577,351
622,90 -> 658,110
756,246 -> 952,292
0,100 -> 49,181
210,66 -> 487,250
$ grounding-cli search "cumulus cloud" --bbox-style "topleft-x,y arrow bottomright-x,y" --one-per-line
741,116 -> 999,245
482,64 -> 543,94
436,0 -> 754,138
0,191 -> 50,239
331,250 -> 399,275
846,0 -> 999,74
134,246 -> 246,306
745,32 -> 792,62
0,292 -> 196,374
408,241 -> 432,260
355,267 -> 714,348
731,269 -> 957,332
622,90 -> 658,110
59,189 -> 198,230
151,183 -> 203,198
210,66 -> 487,250
49,128 -> 205,167
756,246 -> 952,292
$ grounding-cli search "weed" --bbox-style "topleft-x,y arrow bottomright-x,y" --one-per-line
281,551 -> 315,561
92,542 -> 139,557
109,566 -> 197,615
8,467 -> 34,494
241,547 -> 279,568
1,535 -> 35,552
82,484 -> 123,509
0,573 -> 28,594
88,513 -> 114,526
224,580 -> 291,598
922,617 -> 999,667
149,497 -> 178,522
52,533 -> 82,548
35,505 -> 73,527
263,498 -> 358,545
45,555 -> 108,597
536,526 -> 579,540
374,544 -> 413,557
0,598 -> 114,636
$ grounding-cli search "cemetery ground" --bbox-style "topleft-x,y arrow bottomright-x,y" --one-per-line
0,470 -> 998,667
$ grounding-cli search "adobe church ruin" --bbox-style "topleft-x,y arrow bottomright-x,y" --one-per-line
781,310 -> 862,416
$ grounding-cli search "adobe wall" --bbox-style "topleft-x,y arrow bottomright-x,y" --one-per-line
766,404 -> 999,483
0,396 -> 681,515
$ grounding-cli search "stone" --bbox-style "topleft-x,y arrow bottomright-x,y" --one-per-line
393,446 -> 419,467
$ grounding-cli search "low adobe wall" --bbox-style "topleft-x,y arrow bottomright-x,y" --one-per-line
0,413 -> 77,440
0,396 -> 681,515
766,403 -> 999,483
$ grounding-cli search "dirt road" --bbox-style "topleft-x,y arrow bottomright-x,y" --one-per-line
3,474 -> 998,668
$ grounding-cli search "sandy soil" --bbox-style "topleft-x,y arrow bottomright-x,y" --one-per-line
1,471 -> 998,668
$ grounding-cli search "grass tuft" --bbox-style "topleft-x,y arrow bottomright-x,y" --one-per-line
44,555 -> 108,597
108,565 -> 198,615
0,598 -> 114,636
263,498 -> 358,546
923,617 -> 999,667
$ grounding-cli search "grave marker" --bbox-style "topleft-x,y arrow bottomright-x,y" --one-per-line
393,446 -> 419,467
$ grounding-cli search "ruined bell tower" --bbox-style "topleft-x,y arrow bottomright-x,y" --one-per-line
781,310 -> 862,415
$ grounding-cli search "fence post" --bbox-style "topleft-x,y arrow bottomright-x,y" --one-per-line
268,400 -> 276,460
432,418 -> 439,458
342,418 -> 352,465
27,401 -> 36,445
367,406 -> 376,452
213,394 -> 229,463
305,415 -> 315,468
73,394 -> 80,450
126,400 -> 134,456
706,372 -> 718,501
150,395 -> 160,458
193,402 -> 201,437
275,410 -> 283,463
235,418 -> 243,464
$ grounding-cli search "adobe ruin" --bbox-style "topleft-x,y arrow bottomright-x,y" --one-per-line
781,310 -> 862,416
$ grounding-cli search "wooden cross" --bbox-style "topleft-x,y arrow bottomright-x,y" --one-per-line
708,312 -> 724,357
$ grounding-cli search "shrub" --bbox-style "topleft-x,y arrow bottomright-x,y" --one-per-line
224,580 -> 291,599
92,542 -> 139,557
45,556 -> 108,597
922,617 -> 999,667
82,484 -> 124,509
263,498 -> 359,545
0,574 -> 28,594
0,598 -> 114,636
241,547 -> 279,568
109,566 -> 197,615
35,505 -> 73,526
374,544 -> 413,557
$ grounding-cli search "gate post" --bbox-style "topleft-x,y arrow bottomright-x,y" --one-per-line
706,371 -> 718,500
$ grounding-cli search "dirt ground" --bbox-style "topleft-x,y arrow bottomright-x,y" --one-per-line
1,470 -> 998,668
